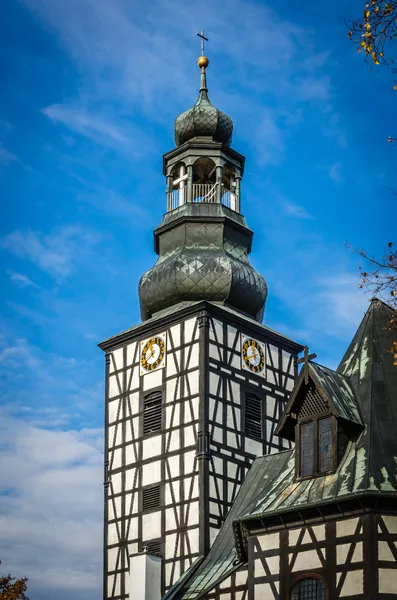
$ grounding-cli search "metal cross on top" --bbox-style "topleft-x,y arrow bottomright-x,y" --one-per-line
297,345 -> 317,385
196,29 -> 209,55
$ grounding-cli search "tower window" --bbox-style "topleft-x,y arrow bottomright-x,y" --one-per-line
244,392 -> 262,440
142,485 -> 161,512
291,577 -> 326,600
143,390 -> 162,436
139,539 -> 162,557
298,416 -> 335,478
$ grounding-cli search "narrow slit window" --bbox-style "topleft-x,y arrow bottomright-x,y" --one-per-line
245,392 -> 262,440
142,485 -> 161,512
300,421 -> 314,477
143,391 -> 162,436
319,417 -> 333,472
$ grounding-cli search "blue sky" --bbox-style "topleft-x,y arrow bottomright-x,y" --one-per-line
0,0 -> 395,598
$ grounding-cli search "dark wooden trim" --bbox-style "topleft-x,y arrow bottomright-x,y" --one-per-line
198,308 -> 210,556
103,351 -> 110,600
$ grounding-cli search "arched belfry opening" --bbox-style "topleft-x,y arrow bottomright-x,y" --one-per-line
221,162 -> 238,210
170,162 -> 187,209
192,157 -> 216,202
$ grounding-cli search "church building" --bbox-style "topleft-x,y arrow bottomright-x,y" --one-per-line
99,42 -> 397,600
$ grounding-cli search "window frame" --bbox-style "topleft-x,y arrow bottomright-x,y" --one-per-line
289,574 -> 329,600
242,387 -> 264,442
141,386 -> 164,438
295,412 -> 337,479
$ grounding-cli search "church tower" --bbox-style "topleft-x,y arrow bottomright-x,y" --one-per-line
99,43 -> 303,600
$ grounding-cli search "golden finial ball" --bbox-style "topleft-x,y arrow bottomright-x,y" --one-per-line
197,55 -> 209,68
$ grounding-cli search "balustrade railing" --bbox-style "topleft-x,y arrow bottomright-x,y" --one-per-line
170,183 -> 236,210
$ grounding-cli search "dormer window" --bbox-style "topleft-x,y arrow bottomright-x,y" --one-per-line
299,415 -> 334,478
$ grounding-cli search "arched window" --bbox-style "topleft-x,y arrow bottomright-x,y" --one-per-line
291,577 -> 326,600
192,157 -> 216,203
171,162 -> 187,209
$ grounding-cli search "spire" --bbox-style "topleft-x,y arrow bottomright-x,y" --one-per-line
196,29 -> 210,102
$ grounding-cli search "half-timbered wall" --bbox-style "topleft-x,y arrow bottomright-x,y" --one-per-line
207,315 -> 296,544
105,316 -> 201,599
104,306 -> 299,600
249,512 -> 397,599
205,567 -> 249,600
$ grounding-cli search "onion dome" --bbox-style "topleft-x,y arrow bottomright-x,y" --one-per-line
174,55 -> 233,147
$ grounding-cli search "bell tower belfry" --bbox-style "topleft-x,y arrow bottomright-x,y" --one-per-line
100,43 -> 303,600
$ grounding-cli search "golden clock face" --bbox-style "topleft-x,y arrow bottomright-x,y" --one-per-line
242,338 -> 265,374
141,336 -> 165,372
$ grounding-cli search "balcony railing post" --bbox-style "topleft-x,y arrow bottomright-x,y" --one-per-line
216,166 -> 222,204
187,165 -> 193,203
236,176 -> 241,212
166,176 -> 172,211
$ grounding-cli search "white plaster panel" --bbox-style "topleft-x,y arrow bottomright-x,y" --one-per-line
187,527 -> 199,554
379,568 -> 397,593
167,455 -> 180,478
311,524 -> 325,541
337,517 -> 360,537
235,568 -> 248,586
337,542 -> 362,563
378,541 -> 396,562
257,533 -> 280,551
167,430 -> 180,452
247,377 -> 259,387
210,526 -> 219,546
125,443 -> 137,466
142,510 -> 161,540
142,460 -> 161,486
226,404 -> 240,428
213,426 -> 224,444
219,576 -> 232,589
165,533 -> 178,559
112,348 -> 124,372
108,399 -> 120,424
108,522 -> 119,545
167,350 -> 180,377
282,349 -> 292,372
166,377 -> 179,402
187,369 -> 199,395
381,515 -> 397,534
109,374 -> 121,399
227,325 -> 238,347
209,373 -> 220,396
339,570 -> 363,596
165,507 -> 178,532
111,448 -> 122,470
127,516 -> 138,540
108,547 -> 118,572
229,379 -> 240,402
143,369 -> 163,390
165,480 -> 180,505
110,472 -> 122,495
266,396 -> 275,417
291,549 -> 322,571
209,477 -> 218,498
183,424 -> 196,447
111,577 -> 121,598
125,417 -> 139,443
184,474 -> 199,500
288,528 -> 301,546
166,561 -> 180,587
166,402 -> 180,429
185,317 -> 198,342
186,343 -> 199,370
142,435 -> 162,460
245,437 -> 262,456
127,392 -> 140,417
265,370 -> 276,386
229,353 -> 240,370
127,541 -> 138,556
123,468 -> 136,493
186,500 -> 200,527
227,430 -> 240,449
170,324 -> 181,348
126,341 -> 137,366
184,450 -> 196,474
253,582 -> 278,598
124,491 -> 136,516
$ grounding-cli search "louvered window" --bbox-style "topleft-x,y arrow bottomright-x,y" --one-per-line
143,390 -> 162,436
300,422 -> 314,477
319,417 -> 333,472
142,485 -> 161,512
298,416 -> 335,478
245,392 -> 262,440
291,577 -> 326,600
139,539 -> 162,557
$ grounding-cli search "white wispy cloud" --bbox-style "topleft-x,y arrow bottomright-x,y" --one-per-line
329,161 -> 344,183
7,270 -> 38,288
282,201 -> 315,220
0,143 -> 17,165
2,225 -> 102,279
0,415 -> 102,600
